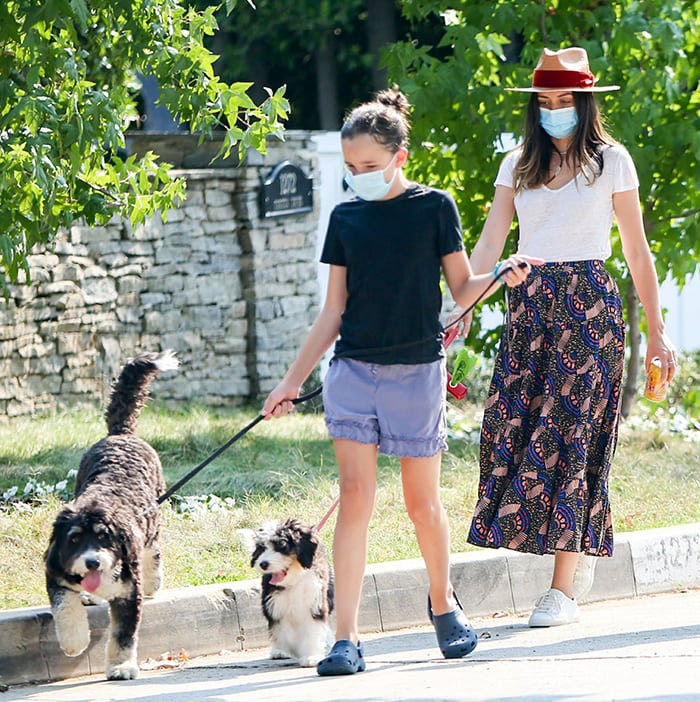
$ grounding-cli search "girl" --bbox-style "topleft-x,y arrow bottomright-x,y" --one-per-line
450,47 -> 677,628
262,89 -> 539,675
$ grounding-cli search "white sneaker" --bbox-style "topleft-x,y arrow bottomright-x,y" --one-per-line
573,553 -> 597,600
528,588 -> 580,627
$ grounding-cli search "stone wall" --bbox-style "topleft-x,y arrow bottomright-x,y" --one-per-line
0,134 -> 320,417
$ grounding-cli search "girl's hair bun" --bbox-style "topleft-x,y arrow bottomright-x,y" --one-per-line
375,88 -> 411,116
341,86 -> 411,149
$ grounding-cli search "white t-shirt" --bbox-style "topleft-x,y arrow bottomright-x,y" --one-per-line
495,144 -> 639,262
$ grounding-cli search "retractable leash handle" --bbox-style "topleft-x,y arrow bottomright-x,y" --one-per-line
444,325 -> 468,401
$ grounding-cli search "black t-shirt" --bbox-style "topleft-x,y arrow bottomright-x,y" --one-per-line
321,184 -> 464,364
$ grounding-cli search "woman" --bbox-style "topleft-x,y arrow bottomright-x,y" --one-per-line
452,47 -> 677,627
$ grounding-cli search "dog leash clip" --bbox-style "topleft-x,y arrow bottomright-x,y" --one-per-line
446,374 -> 468,401
139,501 -> 159,518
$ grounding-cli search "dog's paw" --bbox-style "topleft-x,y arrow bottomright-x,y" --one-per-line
142,546 -> 163,596
52,590 -> 91,656
142,579 -> 162,598
269,647 -> 292,660
56,627 -> 90,657
106,660 -> 139,680
297,655 -> 322,668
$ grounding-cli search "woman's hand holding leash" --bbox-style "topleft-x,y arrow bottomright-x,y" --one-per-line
448,255 -> 543,339
494,255 -> 541,286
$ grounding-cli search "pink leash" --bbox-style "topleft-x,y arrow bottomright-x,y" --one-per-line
315,496 -> 340,532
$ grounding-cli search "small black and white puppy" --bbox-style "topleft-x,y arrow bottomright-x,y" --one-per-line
44,350 -> 178,680
250,518 -> 334,667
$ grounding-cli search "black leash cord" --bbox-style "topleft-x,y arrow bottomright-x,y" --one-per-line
154,387 -> 322,506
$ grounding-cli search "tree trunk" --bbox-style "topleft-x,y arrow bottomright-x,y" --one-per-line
365,0 -> 398,90
621,281 -> 641,418
315,35 -> 340,130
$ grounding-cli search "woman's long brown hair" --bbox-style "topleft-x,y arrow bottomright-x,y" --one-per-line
512,93 -> 618,193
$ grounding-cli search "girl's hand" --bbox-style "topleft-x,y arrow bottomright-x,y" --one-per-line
445,307 -> 473,339
262,380 -> 300,419
646,331 -> 678,385
494,254 -> 544,287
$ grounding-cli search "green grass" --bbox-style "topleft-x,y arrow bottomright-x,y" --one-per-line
1,397 -> 699,611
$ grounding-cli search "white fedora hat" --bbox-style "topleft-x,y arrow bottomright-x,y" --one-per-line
507,47 -> 620,93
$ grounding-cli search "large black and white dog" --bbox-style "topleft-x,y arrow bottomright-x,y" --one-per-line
44,350 -> 178,680
250,518 -> 334,667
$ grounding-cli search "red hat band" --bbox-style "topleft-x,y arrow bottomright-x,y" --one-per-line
532,69 -> 596,89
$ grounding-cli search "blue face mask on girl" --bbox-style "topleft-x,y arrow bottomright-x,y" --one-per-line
344,153 -> 398,201
539,106 -> 579,139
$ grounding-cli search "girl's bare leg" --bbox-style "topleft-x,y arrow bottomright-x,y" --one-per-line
331,439 -> 378,643
401,453 -> 453,615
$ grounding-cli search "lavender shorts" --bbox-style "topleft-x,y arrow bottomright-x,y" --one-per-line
322,357 -> 448,458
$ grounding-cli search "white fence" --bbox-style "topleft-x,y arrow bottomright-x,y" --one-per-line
660,276 -> 700,352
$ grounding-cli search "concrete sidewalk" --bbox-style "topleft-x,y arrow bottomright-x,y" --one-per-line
1,523 -> 698,690
3,590 -> 699,701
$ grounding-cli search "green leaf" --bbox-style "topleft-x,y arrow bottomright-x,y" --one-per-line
0,0 -> 287,285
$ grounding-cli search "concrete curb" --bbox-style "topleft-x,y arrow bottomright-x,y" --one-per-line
2,523 -> 698,688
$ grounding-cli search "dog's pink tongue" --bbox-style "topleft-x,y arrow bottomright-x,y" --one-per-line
82,571 -> 102,593
269,572 -> 286,586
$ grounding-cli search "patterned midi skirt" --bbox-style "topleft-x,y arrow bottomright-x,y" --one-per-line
467,260 -> 625,557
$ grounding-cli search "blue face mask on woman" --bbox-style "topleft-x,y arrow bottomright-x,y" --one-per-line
344,153 -> 398,201
539,106 -> 579,139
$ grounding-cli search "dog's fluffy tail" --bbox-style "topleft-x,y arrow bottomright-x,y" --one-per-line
105,350 -> 179,435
